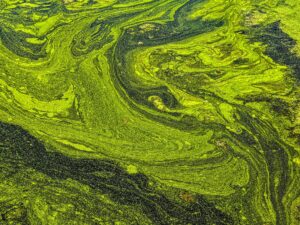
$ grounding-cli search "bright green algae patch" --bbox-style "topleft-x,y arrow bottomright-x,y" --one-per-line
0,0 -> 300,224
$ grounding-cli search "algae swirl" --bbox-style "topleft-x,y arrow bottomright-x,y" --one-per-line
0,0 -> 300,224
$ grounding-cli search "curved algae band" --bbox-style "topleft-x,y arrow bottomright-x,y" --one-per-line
0,0 -> 300,224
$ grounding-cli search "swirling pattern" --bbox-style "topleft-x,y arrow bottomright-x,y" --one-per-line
0,0 -> 299,224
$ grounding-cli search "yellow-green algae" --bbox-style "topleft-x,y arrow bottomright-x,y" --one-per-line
0,0 -> 300,224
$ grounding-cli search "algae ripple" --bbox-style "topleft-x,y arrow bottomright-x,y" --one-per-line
0,0 -> 300,224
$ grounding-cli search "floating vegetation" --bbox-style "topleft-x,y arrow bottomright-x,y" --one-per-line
0,0 -> 300,224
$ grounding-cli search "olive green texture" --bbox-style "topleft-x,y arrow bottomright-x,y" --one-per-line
0,0 -> 300,224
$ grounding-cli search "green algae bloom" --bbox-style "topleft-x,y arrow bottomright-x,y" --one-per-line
0,0 -> 300,224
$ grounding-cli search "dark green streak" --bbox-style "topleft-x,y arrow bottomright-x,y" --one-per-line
0,122 -> 233,225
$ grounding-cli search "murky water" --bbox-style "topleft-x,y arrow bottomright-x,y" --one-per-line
0,0 -> 300,224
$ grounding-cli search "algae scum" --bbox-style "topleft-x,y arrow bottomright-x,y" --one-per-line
0,0 -> 300,224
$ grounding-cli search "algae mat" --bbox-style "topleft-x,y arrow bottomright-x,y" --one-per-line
0,0 -> 300,224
